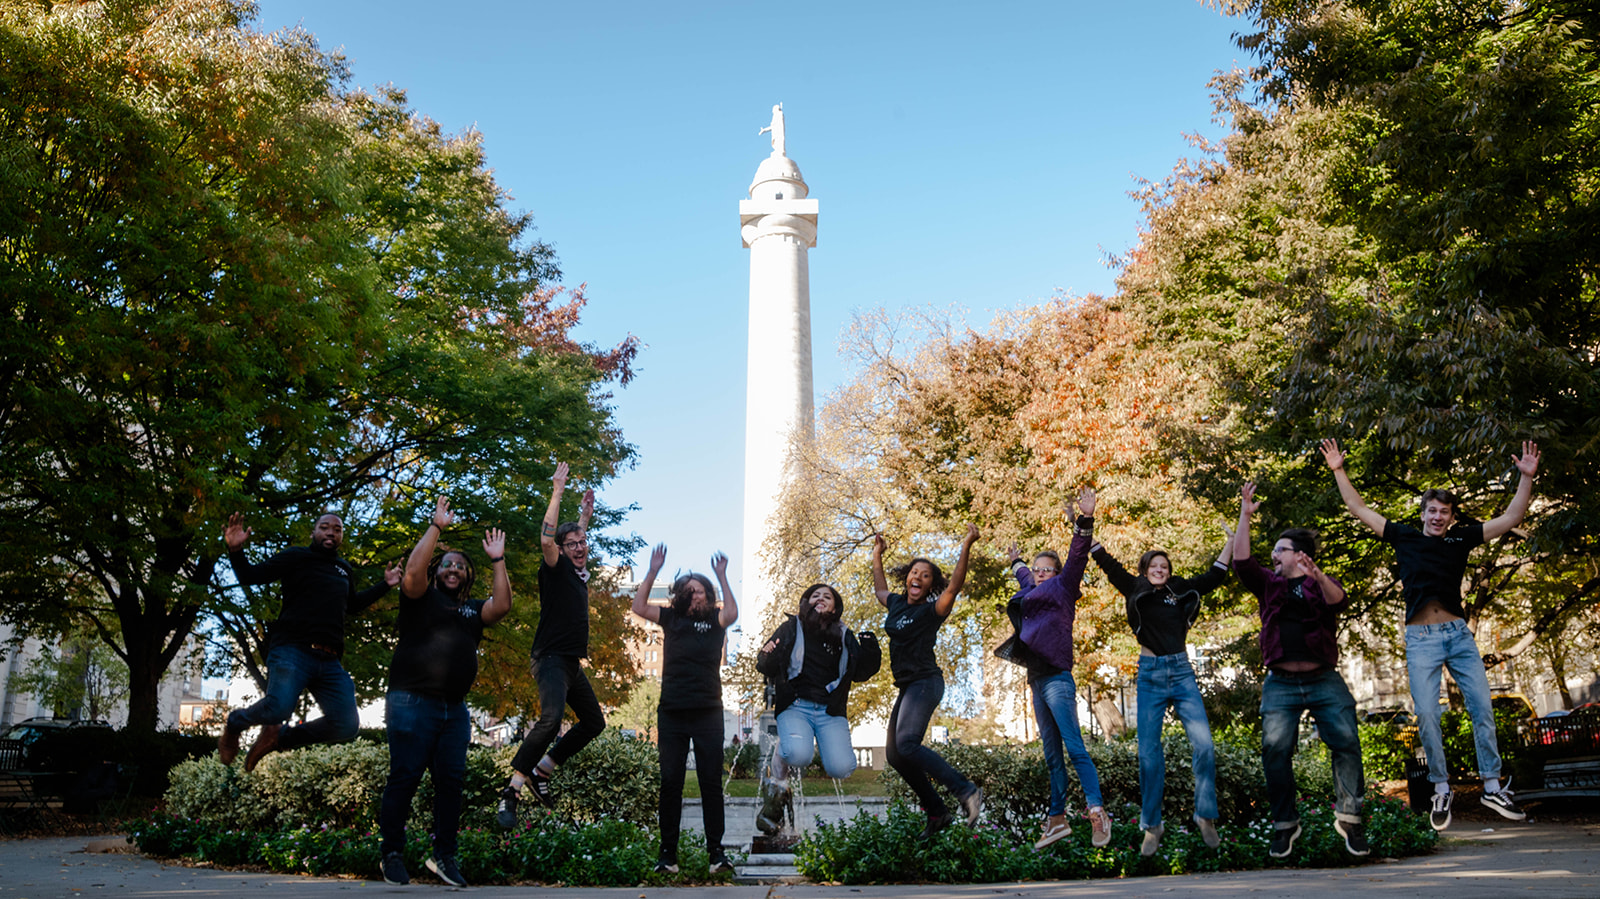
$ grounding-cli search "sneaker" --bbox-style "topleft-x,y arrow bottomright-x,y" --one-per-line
381,851 -> 409,885
426,855 -> 468,887
217,726 -> 242,765
960,788 -> 983,826
1140,824 -> 1164,857
1033,816 -> 1071,850
1481,784 -> 1525,821
495,786 -> 519,829
1194,815 -> 1220,849
528,769 -> 557,808
708,854 -> 736,875
1429,789 -> 1453,831
653,858 -> 679,874
920,811 -> 953,841
1268,823 -> 1301,859
1334,815 -> 1369,857
1088,806 -> 1112,848
243,723 -> 280,772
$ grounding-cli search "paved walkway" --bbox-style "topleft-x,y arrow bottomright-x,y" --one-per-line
0,822 -> 1596,899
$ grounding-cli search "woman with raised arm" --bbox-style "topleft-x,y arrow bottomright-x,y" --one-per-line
1090,512 -> 1233,856
1005,488 -> 1113,850
872,524 -> 982,840
632,545 -> 739,877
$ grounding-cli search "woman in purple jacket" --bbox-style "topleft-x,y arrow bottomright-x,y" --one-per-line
1005,487 -> 1110,850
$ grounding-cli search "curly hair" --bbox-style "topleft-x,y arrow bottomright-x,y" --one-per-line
889,557 -> 948,599
670,572 -> 718,620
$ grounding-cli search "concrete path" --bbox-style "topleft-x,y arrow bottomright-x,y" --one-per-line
0,822 -> 1596,899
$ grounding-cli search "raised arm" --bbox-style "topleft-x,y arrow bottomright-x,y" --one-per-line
541,461 -> 569,568
1234,482 -> 1259,562
481,528 -> 512,624
1007,541 -> 1036,591
1483,441 -> 1540,540
711,551 -> 738,628
872,534 -> 890,607
1060,488 -> 1096,583
1216,520 -> 1236,567
1320,438 -> 1387,536
403,497 -> 453,599
222,512 -> 273,584
631,544 -> 666,624
933,523 -> 980,618
578,488 -> 595,533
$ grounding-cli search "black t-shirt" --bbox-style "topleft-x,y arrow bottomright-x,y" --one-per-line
531,553 -> 589,658
387,584 -> 487,702
884,592 -> 946,687
794,626 -> 844,704
1274,577 -> 1323,667
658,607 -> 726,712
1384,520 -> 1484,622
229,545 -> 390,655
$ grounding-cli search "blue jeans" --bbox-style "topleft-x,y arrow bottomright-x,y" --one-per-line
1031,670 -> 1103,816
1136,653 -> 1217,829
379,691 -> 471,858
1260,669 -> 1364,825
226,643 -> 359,752
886,675 -> 976,817
777,699 -> 857,778
510,654 -> 606,775
1406,620 -> 1501,782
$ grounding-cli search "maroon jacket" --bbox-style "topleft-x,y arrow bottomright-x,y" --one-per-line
1233,555 -> 1347,670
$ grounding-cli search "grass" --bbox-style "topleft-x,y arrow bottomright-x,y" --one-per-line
678,767 -> 890,798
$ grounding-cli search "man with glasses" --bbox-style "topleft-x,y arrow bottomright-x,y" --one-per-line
497,461 -> 602,827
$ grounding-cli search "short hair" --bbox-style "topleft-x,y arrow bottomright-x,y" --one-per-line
555,521 -> 584,547
670,572 -> 717,618
1419,488 -> 1460,518
426,549 -> 476,597
1279,527 -> 1320,560
889,557 -> 949,598
1031,551 -> 1062,571
1137,550 -> 1171,577
797,583 -> 844,631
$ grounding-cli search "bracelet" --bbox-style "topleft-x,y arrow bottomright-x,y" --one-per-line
489,555 -> 505,564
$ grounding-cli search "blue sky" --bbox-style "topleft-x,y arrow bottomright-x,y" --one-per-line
256,0 -> 1251,606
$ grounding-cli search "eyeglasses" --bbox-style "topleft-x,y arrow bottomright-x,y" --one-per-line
439,560 -> 469,571
1271,546 -> 1296,556
561,539 -> 588,551
1031,567 -> 1059,576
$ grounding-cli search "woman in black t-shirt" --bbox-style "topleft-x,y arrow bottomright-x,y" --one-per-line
871,525 -> 982,840
631,544 -> 740,876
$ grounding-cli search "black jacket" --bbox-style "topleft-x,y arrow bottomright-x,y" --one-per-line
1091,545 -> 1228,656
755,616 -> 881,717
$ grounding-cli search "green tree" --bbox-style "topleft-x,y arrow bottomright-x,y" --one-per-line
4,633 -> 133,723
0,0 -> 638,734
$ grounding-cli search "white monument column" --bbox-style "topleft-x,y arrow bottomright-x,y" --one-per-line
739,103 -> 817,635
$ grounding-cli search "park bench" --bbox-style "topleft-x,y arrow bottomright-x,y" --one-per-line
0,737 -> 62,832
1511,711 -> 1600,801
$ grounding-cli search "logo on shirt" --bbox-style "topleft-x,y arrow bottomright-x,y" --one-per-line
458,605 -> 479,620
691,620 -> 714,634
888,615 -> 914,632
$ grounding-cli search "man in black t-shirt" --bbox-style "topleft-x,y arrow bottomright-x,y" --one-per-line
496,461 -> 604,827
1322,438 -> 1540,831
378,496 -> 511,888
219,512 -> 399,772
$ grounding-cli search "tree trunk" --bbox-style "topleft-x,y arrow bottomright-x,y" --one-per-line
1091,693 -> 1127,738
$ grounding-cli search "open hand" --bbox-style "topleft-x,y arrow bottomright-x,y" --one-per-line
1319,438 -> 1345,471
383,562 -> 403,587
552,461 -> 569,490
483,528 -> 507,560
432,496 -> 456,531
223,513 -> 252,551
1514,441 -> 1541,478
1078,486 -> 1096,517
648,543 -> 668,574
1240,482 -> 1261,516
711,551 -> 729,578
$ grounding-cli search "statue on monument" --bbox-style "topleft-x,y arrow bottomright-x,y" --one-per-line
758,103 -> 786,157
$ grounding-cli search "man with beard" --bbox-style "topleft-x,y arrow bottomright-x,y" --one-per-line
496,461 -> 600,825
632,544 -> 740,875
378,497 -> 511,887
219,511 -> 400,771
1233,482 -> 1368,860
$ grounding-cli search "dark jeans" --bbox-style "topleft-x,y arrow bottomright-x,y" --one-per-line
1260,669 -> 1365,825
379,690 -> 471,858
885,674 -> 975,817
510,654 -> 606,775
226,643 -> 358,752
657,707 -> 725,861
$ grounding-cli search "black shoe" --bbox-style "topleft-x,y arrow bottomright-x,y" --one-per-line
920,811 -> 953,841
960,788 -> 983,826
1481,783 -> 1525,821
1334,816 -> 1370,857
654,858 -> 679,874
1429,789 -> 1452,831
1268,822 -> 1301,859
426,855 -> 467,887
528,770 -> 556,808
495,786 -> 519,829
709,853 -> 736,875
381,851 -> 409,885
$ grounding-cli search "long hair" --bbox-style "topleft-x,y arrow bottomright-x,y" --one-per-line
889,557 -> 948,598
670,572 -> 718,619
797,583 -> 844,633
426,549 -> 476,597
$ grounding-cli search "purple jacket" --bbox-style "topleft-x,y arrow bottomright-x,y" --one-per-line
1233,554 -> 1347,669
1016,516 -> 1095,671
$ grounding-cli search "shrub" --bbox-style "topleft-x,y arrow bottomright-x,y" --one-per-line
1360,723 -> 1413,781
